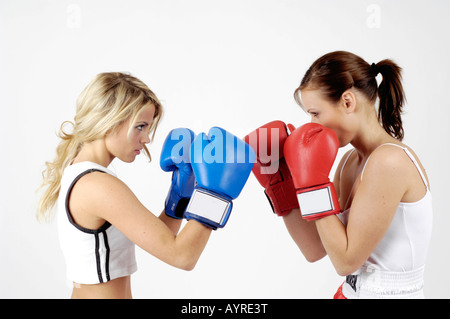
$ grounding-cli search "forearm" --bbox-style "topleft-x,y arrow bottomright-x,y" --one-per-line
282,209 -> 327,262
172,220 -> 212,270
131,210 -> 211,271
158,210 -> 182,236
315,215 -> 359,276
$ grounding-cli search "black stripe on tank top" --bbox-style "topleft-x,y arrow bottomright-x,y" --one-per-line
103,230 -> 111,282
94,232 -> 103,283
94,231 -> 111,283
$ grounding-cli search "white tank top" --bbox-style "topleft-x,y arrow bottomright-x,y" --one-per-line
57,161 -> 137,284
338,144 -> 433,271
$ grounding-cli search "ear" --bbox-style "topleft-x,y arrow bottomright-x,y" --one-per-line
340,90 -> 356,113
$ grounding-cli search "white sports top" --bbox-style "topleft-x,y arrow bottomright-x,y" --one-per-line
338,144 -> 432,298
338,144 -> 432,271
57,161 -> 137,284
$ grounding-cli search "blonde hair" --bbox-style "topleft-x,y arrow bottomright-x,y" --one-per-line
37,72 -> 163,222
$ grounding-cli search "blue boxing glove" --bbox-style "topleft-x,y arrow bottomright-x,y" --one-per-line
185,127 -> 255,230
160,128 -> 196,219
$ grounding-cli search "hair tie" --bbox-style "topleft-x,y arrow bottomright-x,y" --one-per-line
370,63 -> 379,77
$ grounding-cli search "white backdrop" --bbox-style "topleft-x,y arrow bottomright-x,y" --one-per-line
1,0 -> 449,299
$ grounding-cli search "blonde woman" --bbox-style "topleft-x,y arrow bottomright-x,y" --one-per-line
37,72 -> 254,298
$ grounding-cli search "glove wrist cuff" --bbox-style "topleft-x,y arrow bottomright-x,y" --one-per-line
164,190 -> 189,219
296,182 -> 341,221
265,179 -> 299,216
185,188 -> 233,230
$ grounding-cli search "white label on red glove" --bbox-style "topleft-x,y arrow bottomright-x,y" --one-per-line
297,186 -> 334,217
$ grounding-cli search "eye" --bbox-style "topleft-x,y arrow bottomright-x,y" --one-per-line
136,123 -> 149,132
306,109 -> 319,118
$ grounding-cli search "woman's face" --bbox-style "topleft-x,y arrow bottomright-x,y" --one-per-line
299,89 -> 354,147
105,104 -> 156,163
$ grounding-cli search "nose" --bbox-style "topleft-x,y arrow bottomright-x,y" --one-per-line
141,133 -> 151,145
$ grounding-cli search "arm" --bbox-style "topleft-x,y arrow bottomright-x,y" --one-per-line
281,148 -> 356,262
280,149 -> 351,262
281,128 -> 358,263
80,172 -> 212,271
315,147 -> 408,276
158,211 -> 183,236
282,148 -> 356,262
282,209 -> 326,262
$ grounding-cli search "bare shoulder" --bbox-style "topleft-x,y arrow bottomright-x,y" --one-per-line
69,171 -> 142,228
71,170 -> 133,201
363,144 -> 409,178
359,143 -> 421,201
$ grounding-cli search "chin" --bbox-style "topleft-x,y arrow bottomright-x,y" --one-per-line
119,155 -> 136,163
335,131 -> 352,148
338,138 -> 350,148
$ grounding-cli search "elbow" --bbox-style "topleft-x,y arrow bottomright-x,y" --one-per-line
179,262 -> 196,272
332,260 -> 363,277
304,254 -> 325,263
174,254 -> 199,271
335,265 -> 360,277
335,267 -> 352,277
302,251 -> 359,275
301,248 -> 327,263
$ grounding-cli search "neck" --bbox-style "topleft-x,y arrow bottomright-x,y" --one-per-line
350,109 -> 398,158
73,139 -> 114,168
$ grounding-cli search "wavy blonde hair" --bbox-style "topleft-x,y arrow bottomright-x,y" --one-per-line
37,72 -> 163,222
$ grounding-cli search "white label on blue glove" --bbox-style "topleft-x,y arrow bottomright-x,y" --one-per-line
297,187 -> 334,216
187,189 -> 231,224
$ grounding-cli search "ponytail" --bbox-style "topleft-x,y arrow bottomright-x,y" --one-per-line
294,51 -> 406,141
375,60 -> 406,140
37,121 -> 82,222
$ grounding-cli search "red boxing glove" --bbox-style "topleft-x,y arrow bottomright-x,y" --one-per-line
284,123 -> 341,221
244,120 -> 299,216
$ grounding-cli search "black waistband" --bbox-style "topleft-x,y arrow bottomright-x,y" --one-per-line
346,275 -> 358,292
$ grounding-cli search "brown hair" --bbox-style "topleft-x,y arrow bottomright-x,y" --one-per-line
294,51 -> 406,140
